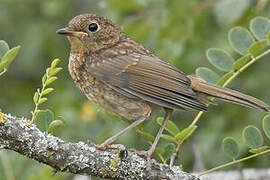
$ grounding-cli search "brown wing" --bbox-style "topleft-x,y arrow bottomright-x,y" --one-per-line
87,53 -> 207,111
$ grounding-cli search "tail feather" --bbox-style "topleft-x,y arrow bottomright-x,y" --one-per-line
189,77 -> 269,112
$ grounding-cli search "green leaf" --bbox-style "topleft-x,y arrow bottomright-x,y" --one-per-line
0,40 -> 9,60
137,130 -> 154,142
195,67 -> 220,84
242,125 -> 263,149
48,120 -> 64,134
216,72 -> 234,86
0,46 -> 21,71
233,54 -> 251,71
155,147 -> 164,155
104,110 -> 122,121
34,109 -> 54,132
41,88 -> 54,96
156,117 -> 180,136
213,0 -> 250,27
229,27 -> 255,55
0,68 -> 7,77
222,137 -> 239,159
206,48 -> 234,72
42,74 -> 47,85
46,67 -> 50,76
262,115 -> 270,140
250,17 -> 270,40
50,58 -> 60,69
160,134 -> 178,144
162,143 -> 176,161
268,31 -> 270,41
249,146 -> 268,154
45,76 -> 58,86
174,125 -> 197,144
248,40 -> 268,57
33,92 -> 39,104
38,97 -> 47,105
49,67 -> 62,76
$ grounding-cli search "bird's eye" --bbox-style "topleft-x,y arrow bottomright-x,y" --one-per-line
88,23 -> 99,32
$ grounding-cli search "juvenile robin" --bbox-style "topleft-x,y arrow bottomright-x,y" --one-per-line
57,14 -> 269,169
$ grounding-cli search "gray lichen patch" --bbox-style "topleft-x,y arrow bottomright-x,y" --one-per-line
0,113 -> 205,180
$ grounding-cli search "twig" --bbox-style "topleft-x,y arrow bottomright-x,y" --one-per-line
199,149 -> 270,176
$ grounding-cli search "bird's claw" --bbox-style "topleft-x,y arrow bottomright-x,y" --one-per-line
94,143 -> 111,150
94,143 -> 126,151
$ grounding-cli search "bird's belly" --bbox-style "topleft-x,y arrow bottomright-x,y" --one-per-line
68,58 -> 151,120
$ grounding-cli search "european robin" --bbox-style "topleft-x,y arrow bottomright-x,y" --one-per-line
57,14 -> 269,170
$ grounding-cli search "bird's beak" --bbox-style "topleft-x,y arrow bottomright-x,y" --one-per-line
56,27 -> 88,38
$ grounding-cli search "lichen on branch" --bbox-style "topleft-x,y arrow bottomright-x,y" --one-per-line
0,112 -> 204,180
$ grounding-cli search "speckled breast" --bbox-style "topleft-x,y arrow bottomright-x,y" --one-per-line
68,53 -> 152,120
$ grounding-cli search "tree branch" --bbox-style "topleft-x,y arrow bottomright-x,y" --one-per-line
0,113 -> 206,180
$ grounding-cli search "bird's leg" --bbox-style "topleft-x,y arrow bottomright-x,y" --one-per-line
97,109 -> 152,149
139,108 -> 173,171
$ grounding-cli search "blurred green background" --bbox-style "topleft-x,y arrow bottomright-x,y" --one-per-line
1,0 -> 270,179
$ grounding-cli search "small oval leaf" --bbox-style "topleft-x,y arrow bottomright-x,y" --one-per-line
250,17 -> 270,40
42,74 -> 47,85
216,72 -> 234,86
34,109 -> 54,132
50,58 -> 61,69
38,97 -> 47,105
157,117 -> 180,136
0,40 -> 9,60
196,67 -> 220,84
233,54 -> 251,71
213,0 -> 250,27
49,67 -> 62,76
161,134 -> 178,144
45,76 -> 58,86
174,125 -> 197,144
42,88 -> 54,96
206,48 -> 234,72
155,147 -> 164,155
137,130 -> 154,142
242,125 -> 263,149
248,40 -> 268,57
48,120 -> 64,134
229,27 -> 255,55
263,115 -> 270,140
222,137 -> 239,159
0,46 -> 21,71
249,146 -> 268,154
33,92 -> 39,104
163,143 -> 176,161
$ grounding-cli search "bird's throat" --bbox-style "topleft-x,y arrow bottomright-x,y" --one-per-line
68,36 -> 88,54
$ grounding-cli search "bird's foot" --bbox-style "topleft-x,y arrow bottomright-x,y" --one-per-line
94,143 -> 126,151
94,143 -> 110,150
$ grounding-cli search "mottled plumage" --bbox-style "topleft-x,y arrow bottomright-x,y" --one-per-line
57,13 -> 269,170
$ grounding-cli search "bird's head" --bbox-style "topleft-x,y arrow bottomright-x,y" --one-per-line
57,14 -> 124,53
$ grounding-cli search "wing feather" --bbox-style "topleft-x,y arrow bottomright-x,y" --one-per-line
87,53 -> 207,111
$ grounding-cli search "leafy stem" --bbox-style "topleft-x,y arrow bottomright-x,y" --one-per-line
199,148 -> 270,176
30,59 -> 62,123
191,48 -> 270,126
31,79 -> 47,122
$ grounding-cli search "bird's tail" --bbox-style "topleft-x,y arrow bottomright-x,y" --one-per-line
189,76 -> 269,112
